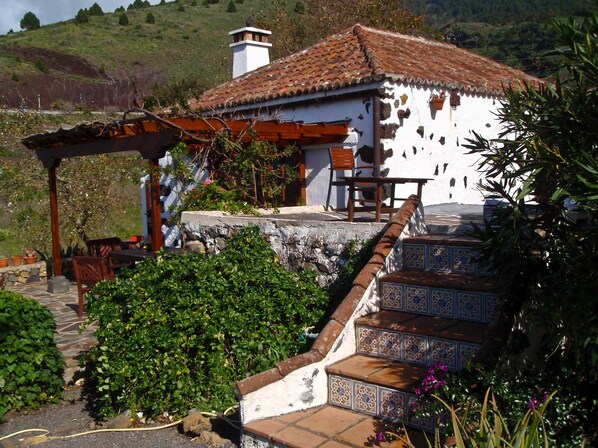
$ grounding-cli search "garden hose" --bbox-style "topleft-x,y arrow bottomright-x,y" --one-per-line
0,407 -> 240,443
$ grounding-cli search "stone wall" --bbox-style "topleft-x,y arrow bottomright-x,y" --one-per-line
0,262 -> 47,287
181,210 -> 387,286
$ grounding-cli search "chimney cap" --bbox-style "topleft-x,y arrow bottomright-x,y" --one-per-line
229,26 -> 272,36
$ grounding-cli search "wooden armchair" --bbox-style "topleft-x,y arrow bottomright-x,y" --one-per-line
325,147 -> 376,211
73,256 -> 114,318
86,237 -> 128,275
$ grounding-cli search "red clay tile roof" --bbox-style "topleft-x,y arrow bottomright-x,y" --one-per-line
193,24 -> 540,112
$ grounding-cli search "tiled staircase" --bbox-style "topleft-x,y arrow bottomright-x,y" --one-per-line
243,233 -> 502,447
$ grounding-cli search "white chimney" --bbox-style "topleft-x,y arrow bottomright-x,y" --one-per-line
229,26 -> 272,79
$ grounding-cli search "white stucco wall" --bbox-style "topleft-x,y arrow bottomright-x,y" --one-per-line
379,82 -> 502,205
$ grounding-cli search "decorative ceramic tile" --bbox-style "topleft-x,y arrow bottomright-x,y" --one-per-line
427,245 -> 450,272
430,288 -> 455,318
452,247 -> 479,274
379,330 -> 402,360
406,286 -> 429,315
430,338 -> 458,371
407,394 -> 434,431
357,326 -> 378,355
403,334 -> 428,365
353,381 -> 378,415
458,343 -> 480,369
329,375 -> 352,409
382,284 -> 403,311
457,292 -> 483,322
484,294 -> 502,323
404,244 -> 425,270
379,388 -> 406,421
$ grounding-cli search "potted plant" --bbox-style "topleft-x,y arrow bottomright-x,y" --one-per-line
429,90 -> 447,111
0,255 -> 8,268
24,248 -> 38,264
10,254 -> 24,266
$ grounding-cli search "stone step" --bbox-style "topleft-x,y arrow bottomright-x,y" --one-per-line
380,272 -> 502,323
355,311 -> 483,370
242,404 -> 431,448
326,355 -> 435,430
403,235 -> 483,275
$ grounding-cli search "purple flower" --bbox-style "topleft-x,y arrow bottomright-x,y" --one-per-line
415,387 -> 421,396
377,432 -> 387,442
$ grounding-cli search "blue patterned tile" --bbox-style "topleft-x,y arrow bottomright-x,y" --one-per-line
457,291 -> 483,322
357,326 -> 378,355
378,330 -> 402,360
382,284 -> 403,311
329,375 -> 352,409
430,338 -> 458,371
404,244 -> 425,270
430,288 -> 455,318
458,343 -> 480,369
484,294 -> 502,323
406,286 -> 429,315
354,381 -> 378,415
427,245 -> 450,272
452,247 -> 480,274
379,388 -> 406,421
403,334 -> 428,365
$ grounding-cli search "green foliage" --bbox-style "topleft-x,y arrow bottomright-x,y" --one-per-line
75,9 -> 89,24
85,226 -> 329,418
181,179 -> 253,215
88,3 -> 104,16
33,58 -> 49,73
209,129 -> 299,208
20,12 -> 40,31
118,13 -> 129,26
146,12 -> 156,24
464,12 -> 598,444
150,77 -> 207,110
0,291 -> 64,419
115,6 -> 125,13
227,0 -> 237,13
178,5 -> 186,12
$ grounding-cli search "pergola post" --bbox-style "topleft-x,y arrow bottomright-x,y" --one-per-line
149,158 -> 163,252
47,162 -> 70,293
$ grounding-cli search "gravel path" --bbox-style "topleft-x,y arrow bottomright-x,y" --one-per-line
0,389 -> 239,448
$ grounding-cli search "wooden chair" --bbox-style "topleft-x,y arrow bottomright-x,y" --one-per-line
73,256 -> 114,318
325,147 -> 376,211
86,237 -> 128,275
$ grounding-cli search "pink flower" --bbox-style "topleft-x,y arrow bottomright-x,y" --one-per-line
376,432 -> 387,442
203,179 -> 213,186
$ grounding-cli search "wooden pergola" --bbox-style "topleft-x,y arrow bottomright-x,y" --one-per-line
21,112 -> 349,278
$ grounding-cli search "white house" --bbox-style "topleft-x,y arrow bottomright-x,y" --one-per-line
191,24 -> 539,209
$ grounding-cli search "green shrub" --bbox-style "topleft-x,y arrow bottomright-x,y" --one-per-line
118,13 -> 129,26
181,179 -> 254,215
85,226 -> 329,418
0,291 -> 64,419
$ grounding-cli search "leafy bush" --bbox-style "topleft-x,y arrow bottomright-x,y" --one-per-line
85,226 -> 329,418
0,291 -> 64,419
181,179 -> 253,215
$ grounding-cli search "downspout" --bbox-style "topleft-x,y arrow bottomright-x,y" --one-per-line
373,94 -> 382,177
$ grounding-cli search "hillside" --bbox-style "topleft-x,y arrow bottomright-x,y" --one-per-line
0,0 -> 261,110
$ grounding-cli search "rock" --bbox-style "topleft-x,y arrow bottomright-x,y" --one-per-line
16,435 -> 49,447
105,410 -> 132,429
182,410 -> 211,435
184,240 -> 206,254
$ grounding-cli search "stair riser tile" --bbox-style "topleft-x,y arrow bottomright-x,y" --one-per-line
356,326 -> 480,371
381,283 -> 501,323
404,243 -> 482,275
328,375 -> 408,422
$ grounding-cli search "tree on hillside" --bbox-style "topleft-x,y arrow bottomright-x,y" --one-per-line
119,13 -> 129,26
227,0 -> 237,13
146,12 -> 156,24
75,9 -> 89,24
89,3 -> 104,16
20,12 -> 40,31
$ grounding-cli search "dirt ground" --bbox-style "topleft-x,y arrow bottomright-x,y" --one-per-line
0,387 -> 240,448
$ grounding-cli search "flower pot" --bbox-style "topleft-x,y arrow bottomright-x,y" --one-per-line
24,255 -> 38,264
431,97 -> 445,111
0,258 -> 8,268
10,255 -> 24,266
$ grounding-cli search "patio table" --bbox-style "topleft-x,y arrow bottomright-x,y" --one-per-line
341,176 -> 432,222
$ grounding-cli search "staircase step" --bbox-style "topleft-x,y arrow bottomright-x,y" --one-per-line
403,235 -> 483,275
326,355 -> 435,430
243,404 -> 430,448
380,272 -> 502,323
355,311 -> 483,370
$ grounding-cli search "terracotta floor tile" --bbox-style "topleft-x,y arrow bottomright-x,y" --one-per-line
442,321 -> 487,343
367,363 -> 427,390
272,426 -> 328,448
320,441 -> 351,448
327,355 -> 391,379
296,406 -> 366,437
244,418 -> 287,440
336,417 -> 384,447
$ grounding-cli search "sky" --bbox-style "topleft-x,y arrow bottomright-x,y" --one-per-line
0,0 -> 162,35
